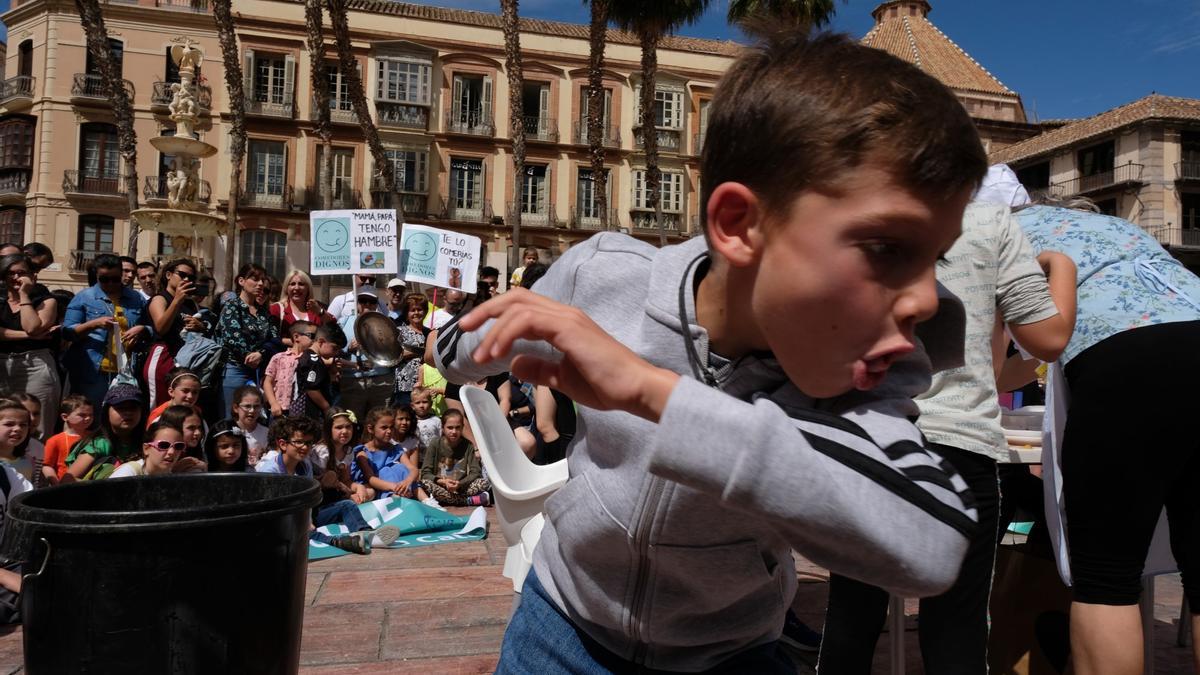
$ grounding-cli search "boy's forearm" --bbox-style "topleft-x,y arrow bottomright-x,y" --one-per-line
306,390 -> 330,411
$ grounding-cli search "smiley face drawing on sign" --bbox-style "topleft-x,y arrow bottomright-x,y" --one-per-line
404,231 -> 438,262
314,218 -> 350,253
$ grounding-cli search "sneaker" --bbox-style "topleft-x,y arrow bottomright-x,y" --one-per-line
330,532 -> 372,555
422,497 -> 447,511
780,610 -> 821,652
369,525 -> 400,548
467,492 -> 491,507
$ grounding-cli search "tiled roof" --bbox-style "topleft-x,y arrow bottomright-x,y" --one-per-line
329,0 -> 744,58
990,94 -> 1200,165
861,2 -> 1013,96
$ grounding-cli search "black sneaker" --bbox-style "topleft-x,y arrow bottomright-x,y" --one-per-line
780,610 -> 822,652
330,533 -> 372,555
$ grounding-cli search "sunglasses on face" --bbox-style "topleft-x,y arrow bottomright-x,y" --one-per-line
146,440 -> 186,453
296,331 -> 317,340
174,270 -> 196,281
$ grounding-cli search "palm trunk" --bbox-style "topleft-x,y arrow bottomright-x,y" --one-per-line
326,0 -> 399,222
501,0 -> 525,269
213,0 -> 246,291
638,31 -> 663,246
75,0 -> 140,256
587,0 -> 609,230
306,0 -> 335,303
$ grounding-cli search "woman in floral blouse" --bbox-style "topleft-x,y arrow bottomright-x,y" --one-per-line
215,263 -> 278,413
391,293 -> 430,407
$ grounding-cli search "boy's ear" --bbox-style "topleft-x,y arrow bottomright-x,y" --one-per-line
705,183 -> 765,268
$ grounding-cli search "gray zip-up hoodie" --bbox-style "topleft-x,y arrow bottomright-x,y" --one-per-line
435,233 -> 978,671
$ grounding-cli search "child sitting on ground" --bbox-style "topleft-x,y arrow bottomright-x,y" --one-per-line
146,367 -> 202,424
291,324 -> 339,418
229,385 -> 268,464
41,394 -> 93,485
205,419 -> 248,473
64,384 -> 146,481
419,410 -> 490,507
410,386 -> 441,450
0,406 -> 31,624
12,394 -> 45,487
256,415 -> 400,555
350,407 -> 436,506
155,405 -> 208,469
110,421 -> 200,477
0,398 -> 35,483
311,407 -> 372,505
262,319 -> 313,418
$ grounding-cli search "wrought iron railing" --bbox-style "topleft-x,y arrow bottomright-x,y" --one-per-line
570,205 -> 617,231
1152,225 -> 1200,249
63,169 -> 125,196
143,175 -> 212,203
72,73 -> 134,100
152,81 -> 212,110
0,76 -> 34,103
239,184 -> 294,210
521,116 -> 558,143
506,200 -> 557,227
156,0 -> 209,10
376,101 -> 429,130
306,185 -> 362,210
0,172 -> 29,196
629,209 -> 681,232
310,98 -> 358,125
371,188 -> 430,217
1176,161 -> 1200,181
572,120 -> 619,148
244,96 -> 294,119
445,107 -> 494,136
1050,162 -> 1144,197
69,249 -> 111,273
441,196 -> 493,223
634,127 -> 682,153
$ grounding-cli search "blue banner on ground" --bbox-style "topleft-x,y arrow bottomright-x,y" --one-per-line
308,496 -> 489,561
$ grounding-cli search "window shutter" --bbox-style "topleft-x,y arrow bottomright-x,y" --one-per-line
452,74 -> 463,124
478,159 -> 487,211
281,142 -> 289,199
543,163 -> 552,214
603,89 -> 612,130
283,53 -> 296,111
699,100 -> 710,133
482,75 -> 494,123
672,92 -> 683,129
539,84 -> 550,129
634,84 -> 642,121
243,49 -> 255,101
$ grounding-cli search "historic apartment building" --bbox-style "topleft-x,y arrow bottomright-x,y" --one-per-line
0,0 -> 739,290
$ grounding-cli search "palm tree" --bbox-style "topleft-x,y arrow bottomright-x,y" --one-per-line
609,1 -> 709,246
500,0 -> 525,269
326,0 -> 399,220
73,0 -> 141,256
212,0 -> 247,292
727,0 -> 839,31
305,0 -> 335,302
585,0 -> 610,230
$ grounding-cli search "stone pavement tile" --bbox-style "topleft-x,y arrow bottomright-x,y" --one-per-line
381,594 -> 513,659
308,541 -> 494,573
306,572 -> 328,606
300,603 -> 385,666
0,625 -> 22,674
299,653 -> 498,674
314,565 -> 510,605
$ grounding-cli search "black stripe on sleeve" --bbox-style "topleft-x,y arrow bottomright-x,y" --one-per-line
436,321 -> 464,368
802,431 -> 976,538
880,440 -> 932,462
788,407 -> 874,443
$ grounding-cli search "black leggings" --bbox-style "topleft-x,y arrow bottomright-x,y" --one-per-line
1062,320 -> 1200,607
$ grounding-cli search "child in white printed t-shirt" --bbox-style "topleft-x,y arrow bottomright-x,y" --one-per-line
411,387 -> 441,451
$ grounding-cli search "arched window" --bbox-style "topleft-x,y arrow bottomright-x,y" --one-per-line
239,228 -> 287,282
17,41 -> 32,79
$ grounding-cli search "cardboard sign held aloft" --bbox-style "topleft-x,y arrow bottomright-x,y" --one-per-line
310,209 -> 399,275
399,224 -> 481,291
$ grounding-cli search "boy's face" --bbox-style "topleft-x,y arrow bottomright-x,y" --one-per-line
734,164 -> 969,398
315,337 -> 337,358
63,405 -> 94,432
410,394 -> 431,418
292,329 -> 315,351
279,432 -> 313,462
443,416 -> 463,445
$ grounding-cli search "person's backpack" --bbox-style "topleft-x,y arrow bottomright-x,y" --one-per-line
81,455 -> 118,481
175,331 -> 225,390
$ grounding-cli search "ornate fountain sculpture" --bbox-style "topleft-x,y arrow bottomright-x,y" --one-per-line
131,37 -> 226,256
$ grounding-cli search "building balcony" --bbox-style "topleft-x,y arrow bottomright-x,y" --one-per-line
152,81 -> 212,111
0,76 -> 35,109
634,127 -> 682,153
143,175 -> 211,204
1051,161 -> 1144,197
69,249 -> 109,274
305,185 -> 363,210
445,108 -> 494,137
71,73 -> 134,104
572,120 -> 619,148
369,179 -> 430,216
570,205 -> 616,231
440,196 -> 493,223
629,209 -> 681,233
63,170 -> 125,198
244,96 -> 294,119
0,171 -> 29,204
1176,161 -> 1200,182
1152,225 -> 1200,250
521,116 -> 558,143
376,101 -> 429,131
156,0 -> 210,10
310,98 -> 358,126
506,200 -> 558,227
239,185 -> 295,210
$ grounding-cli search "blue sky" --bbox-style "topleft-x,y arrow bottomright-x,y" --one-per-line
1,0 -> 1193,121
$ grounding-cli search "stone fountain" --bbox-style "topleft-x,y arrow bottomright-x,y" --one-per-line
131,38 -> 225,261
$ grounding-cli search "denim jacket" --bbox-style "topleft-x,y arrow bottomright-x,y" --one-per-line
62,285 -> 151,370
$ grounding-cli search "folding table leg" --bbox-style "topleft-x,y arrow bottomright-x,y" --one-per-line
889,595 -> 906,675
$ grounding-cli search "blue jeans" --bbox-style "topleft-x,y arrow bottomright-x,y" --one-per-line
309,499 -> 371,546
496,570 -> 794,674
222,363 -> 257,414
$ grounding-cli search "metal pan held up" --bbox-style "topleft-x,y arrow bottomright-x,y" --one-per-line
354,312 -> 403,368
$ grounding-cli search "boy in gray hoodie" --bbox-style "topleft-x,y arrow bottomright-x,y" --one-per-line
434,32 -> 987,672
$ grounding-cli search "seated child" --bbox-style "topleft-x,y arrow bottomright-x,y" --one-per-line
0,398 -> 35,483
41,394 -> 93,485
12,395 -> 45,487
64,384 -> 146,481
349,407 -> 437,507
205,419 -> 248,473
419,410 -> 490,507
262,319 -> 312,418
0,417 -> 31,624
229,385 -> 268,464
311,407 -> 373,504
146,367 -> 201,424
256,416 -> 400,555
110,421 -> 198,477
411,386 -> 442,450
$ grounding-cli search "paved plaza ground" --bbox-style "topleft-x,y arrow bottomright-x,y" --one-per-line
0,506 -> 1189,673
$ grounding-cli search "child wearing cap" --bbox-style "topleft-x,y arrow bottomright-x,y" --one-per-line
64,384 -> 146,481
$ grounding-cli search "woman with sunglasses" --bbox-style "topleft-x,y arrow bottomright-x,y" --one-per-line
269,270 -> 332,347
144,258 -> 205,409
63,254 -> 149,408
0,253 -> 60,439
110,421 -> 203,478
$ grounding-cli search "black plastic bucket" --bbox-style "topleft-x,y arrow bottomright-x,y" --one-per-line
2,473 -> 321,674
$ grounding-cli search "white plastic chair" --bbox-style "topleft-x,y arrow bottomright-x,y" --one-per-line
460,386 -> 568,596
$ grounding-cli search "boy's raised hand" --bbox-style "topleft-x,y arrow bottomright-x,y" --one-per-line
458,288 -> 679,423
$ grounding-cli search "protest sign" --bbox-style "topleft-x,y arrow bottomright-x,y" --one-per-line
399,223 -> 481,291
310,209 -> 399,275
